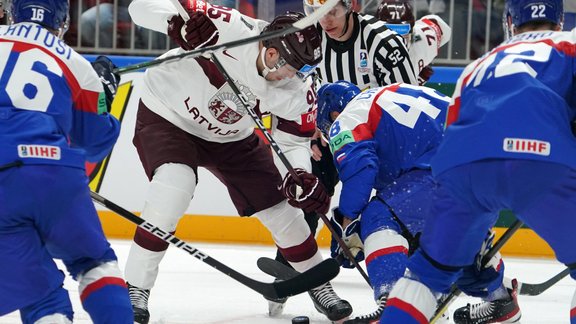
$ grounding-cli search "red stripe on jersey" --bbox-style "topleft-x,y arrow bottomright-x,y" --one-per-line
5,39 -> 101,114
349,89 -> 387,142
446,96 -> 460,126
571,306 -> 576,319
386,297 -> 429,324
365,245 -> 408,264
80,277 -> 127,302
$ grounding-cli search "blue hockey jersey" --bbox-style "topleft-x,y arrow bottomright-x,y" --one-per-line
0,23 -> 120,169
328,83 -> 450,218
432,29 -> 576,176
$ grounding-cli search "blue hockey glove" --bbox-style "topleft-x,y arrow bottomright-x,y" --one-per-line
456,230 -> 504,298
330,207 -> 364,269
91,56 -> 119,113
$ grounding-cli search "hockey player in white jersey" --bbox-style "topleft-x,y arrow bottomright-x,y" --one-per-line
376,0 -> 452,85
124,1 -> 352,323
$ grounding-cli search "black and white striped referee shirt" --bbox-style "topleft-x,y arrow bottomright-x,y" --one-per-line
316,12 -> 418,90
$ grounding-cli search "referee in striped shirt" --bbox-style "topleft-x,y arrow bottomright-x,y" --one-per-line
305,0 -> 418,221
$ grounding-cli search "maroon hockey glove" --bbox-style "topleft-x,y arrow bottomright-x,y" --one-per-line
418,65 -> 434,85
280,168 -> 331,215
167,11 -> 219,51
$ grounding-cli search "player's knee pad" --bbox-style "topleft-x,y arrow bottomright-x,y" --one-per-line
258,201 -> 322,272
20,287 -> 73,324
382,277 -> 438,324
257,200 -> 311,247
408,248 -> 461,294
78,261 -> 133,323
360,199 -> 400,240
364,229 -> 409,298
143,163 -> 196,230
34,314 -> 72,324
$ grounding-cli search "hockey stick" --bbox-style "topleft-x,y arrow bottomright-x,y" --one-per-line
113,0 -> 340,74
518,267 -> 570,296
90,191 -> 340,299
430,219 -> 524,323
257,257 -> 310,280
208,53 -> 372,287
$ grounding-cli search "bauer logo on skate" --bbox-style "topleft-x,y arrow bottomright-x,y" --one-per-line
18,145 -> 61,160
503,138 -> 550,156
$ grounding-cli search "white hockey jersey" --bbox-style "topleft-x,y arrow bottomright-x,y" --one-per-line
410,14 -> 451,74
128,0 -> 318,172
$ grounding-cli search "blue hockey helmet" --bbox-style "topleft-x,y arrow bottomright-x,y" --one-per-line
10,0 -> 69,34
316,80 -> 361,136
504,0 -> 563,37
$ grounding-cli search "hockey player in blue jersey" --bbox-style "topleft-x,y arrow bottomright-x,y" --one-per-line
381,0 -> 576,323
0,0 -> 133,323
316,81 -> 452,323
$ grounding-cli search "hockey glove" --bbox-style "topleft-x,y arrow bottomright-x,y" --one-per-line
418,65 -> 434,85
91,56 -> 120,113
280,168 -> 330,215
167,10 -> 219,51
330,208 -> 364,269
456,230 -> 504,298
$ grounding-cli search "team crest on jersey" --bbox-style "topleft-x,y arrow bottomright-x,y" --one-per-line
208,82 -> 256,124
357,50 -> 371,73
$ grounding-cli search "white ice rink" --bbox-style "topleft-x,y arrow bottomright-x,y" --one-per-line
0,239 -> 573,323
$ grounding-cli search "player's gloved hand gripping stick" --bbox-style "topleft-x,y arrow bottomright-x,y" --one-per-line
113,0 -> 341,74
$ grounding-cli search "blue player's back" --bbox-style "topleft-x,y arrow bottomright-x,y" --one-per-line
0,22 -> 119,168
329,83 -> 450,187
433,29 -> 576,176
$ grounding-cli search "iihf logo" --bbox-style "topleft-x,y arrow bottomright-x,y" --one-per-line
357,50 -> 370,73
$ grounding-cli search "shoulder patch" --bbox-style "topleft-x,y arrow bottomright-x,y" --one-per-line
330,130 -> 355,152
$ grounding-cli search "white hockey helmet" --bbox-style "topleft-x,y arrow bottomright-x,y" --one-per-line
303,0 -> 352,16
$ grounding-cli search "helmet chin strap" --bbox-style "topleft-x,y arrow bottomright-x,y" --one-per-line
339,10 -> 352,39
259,47 -> 278,78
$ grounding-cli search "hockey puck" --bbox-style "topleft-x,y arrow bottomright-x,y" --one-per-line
292,315 -> 310,324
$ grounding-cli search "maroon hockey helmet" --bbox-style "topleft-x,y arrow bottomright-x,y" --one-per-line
262,12 -> 322,79
377,0 -> 415,34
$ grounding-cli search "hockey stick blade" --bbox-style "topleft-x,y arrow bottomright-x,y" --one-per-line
114,0 -> 340,74
518,267 -> 570,296
90,191 -> 339,299
257,257 -> 301,280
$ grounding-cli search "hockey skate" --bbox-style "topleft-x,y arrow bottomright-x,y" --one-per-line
453,279 -> 521,324
343,295 -> 386,324
127,282 -> 151,324
309,282 -> 353,322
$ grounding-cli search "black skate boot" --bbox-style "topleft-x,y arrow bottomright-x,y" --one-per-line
265,279 -> 288,316
343,295 -> 387,324
453,279 -> 521,324
308,282 -> 353,322
127,282 -> 151,324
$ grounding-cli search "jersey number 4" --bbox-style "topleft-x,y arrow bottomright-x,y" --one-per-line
0,42 -> 62,112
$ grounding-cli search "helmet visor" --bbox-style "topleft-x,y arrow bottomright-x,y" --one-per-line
385,23 -> 411,36
305,3 -> 347,19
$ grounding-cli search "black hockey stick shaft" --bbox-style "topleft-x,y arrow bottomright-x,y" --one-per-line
430,219 -> 524,323
113,0 -> 340,74
90,191 -> 340,299
519,267 -> 570,296
209,54 -> 372,287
